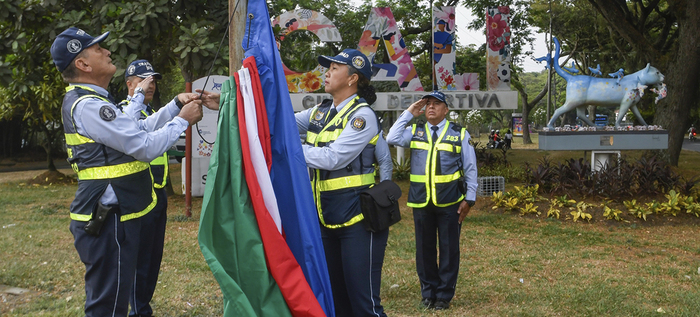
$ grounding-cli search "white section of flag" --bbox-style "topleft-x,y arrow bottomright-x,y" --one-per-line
238,67 -> 283,233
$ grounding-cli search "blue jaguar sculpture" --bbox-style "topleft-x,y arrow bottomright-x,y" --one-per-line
546,37 -> 665,128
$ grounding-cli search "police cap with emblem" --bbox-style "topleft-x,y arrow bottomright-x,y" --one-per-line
422,90 -> 448,106
50,27 -> 110,73
318,49 -> 373,80
125,59 -> 162,80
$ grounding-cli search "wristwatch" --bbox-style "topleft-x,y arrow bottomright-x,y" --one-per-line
134,87 -> 144,96
465,200 -> 475,207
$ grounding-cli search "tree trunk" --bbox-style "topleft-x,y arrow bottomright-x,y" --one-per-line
653,1 -> 700,165
513,79 -> 549,145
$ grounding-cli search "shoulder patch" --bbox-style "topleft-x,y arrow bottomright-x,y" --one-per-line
99,106 -> 117,121
351,117 -> 366,131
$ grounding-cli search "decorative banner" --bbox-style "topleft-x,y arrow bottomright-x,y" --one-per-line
358,7 -> 423,91
486,6 -> 512,90
433,6 -> 456,90
455,73 -> 480,91
273,9 -> 341,93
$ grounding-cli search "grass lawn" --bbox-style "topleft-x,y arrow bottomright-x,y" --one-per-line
2,148 -> 700,316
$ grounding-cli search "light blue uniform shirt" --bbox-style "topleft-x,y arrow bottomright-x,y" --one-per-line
386,110 -> 478,201
295,94 -> 380,171
70,84 -> 188,205
375,132 -> 392,182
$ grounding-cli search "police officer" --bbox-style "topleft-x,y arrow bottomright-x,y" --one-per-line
50,27 -> 208,317
119,59 -> 169,317
386,91 -> 478,310
295,48 -> 388,317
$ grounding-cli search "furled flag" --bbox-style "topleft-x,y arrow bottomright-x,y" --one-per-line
242,0 -> 335,315
198,0 -> 335,316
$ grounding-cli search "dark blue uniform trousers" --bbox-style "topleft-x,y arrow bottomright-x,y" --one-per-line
413,202 -> 461,302
130,187 -> 168,317
70,211 -> 141,317
321,222 -> 388,317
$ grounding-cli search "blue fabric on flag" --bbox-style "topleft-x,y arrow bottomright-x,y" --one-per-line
243,1 -> 335,316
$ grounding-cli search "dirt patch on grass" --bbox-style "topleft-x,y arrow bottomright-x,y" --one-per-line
25,170 -> 76,185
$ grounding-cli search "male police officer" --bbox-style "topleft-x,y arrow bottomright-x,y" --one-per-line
50,27 -> 208,317
119,59 -> 169,317
386,91 -> 478,310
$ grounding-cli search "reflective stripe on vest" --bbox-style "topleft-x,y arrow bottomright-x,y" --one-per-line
77,160 -> 150,180
69,172 -> 158,222
308,97 -> 376,228
408,122 -> 465,208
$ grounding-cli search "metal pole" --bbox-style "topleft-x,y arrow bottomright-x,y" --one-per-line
546,0 -> 553,122
185,81 -> 192,217
430,0 -> 435,91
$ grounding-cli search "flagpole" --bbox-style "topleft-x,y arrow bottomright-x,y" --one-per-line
230,0 -> 247,73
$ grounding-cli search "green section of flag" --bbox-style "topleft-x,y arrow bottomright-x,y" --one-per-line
198,77 -> 292,317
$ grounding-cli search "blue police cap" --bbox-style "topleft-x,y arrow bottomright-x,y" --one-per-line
50,27 -> 109,73
125,59 -> 162,80
422,91 -> 448,105
318,49 -> 373,80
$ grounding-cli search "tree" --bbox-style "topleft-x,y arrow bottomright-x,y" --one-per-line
583,0 -> 700,166
0,0 -> 230,170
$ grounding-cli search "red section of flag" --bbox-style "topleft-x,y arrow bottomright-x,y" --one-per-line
243,57 -> 273,171
234,69 -> 326,317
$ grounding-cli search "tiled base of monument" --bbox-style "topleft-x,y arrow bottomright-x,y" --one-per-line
538,130 -> 668,151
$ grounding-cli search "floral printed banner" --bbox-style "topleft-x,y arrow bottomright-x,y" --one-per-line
433,6 -> 456,90
272,9 -> 341,93
486,6 -> 511,91
358,8 -> 423,91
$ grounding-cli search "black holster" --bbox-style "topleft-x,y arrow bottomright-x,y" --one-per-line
84,202 -> 113,236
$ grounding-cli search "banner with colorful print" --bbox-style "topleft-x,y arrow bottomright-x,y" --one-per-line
486,6 -> 512,91
273,9 -> 341,93
358,7 -> 423,91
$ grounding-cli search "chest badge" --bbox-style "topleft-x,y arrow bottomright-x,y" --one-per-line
416,130 -> 424,138
314,111 -> 325,121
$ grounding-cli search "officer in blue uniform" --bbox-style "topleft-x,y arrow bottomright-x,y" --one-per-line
50,27 -> 208,317
386,91 -> 478,311
119,59 -> 169,317
295,48 -> 389,317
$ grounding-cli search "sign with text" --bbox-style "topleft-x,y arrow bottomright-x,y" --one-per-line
290,91 -> 518,111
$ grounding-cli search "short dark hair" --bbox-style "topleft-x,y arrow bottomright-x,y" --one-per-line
60,49 -> 89,82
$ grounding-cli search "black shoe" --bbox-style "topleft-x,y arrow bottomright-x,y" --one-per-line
420,298 -> 435,308
434,299 -> 450,310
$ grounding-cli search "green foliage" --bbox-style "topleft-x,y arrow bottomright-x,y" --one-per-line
552,194 -> 576,208
525,155 -> 694,200
492,185 -> 541,214
546,205 -> 560,219
391,157 -> 410,181
601,200 -> 625,222
624,199 -> 653,221
519,202 -> 539,216
570,202 -> 592,222
660,190 -> 682,216
478,164 -> 526,183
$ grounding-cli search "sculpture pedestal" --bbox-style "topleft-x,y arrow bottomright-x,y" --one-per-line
538,130 -> 668,151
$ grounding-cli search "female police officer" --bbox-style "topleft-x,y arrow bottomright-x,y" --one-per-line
295,49 -> 388,317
